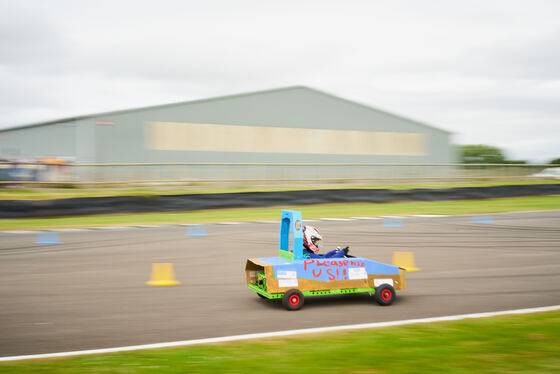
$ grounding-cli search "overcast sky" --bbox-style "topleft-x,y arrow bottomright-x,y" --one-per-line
1,0 -> 559,162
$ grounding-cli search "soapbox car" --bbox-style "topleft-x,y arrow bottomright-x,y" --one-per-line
245,210 -> 413,310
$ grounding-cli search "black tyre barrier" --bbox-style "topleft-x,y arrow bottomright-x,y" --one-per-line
1,184 -> 559,219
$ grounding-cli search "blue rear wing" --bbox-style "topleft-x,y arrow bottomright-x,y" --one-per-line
279,210 -> 304,261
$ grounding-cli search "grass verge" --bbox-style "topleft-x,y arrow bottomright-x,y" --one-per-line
1,310 -> 559,373
1,195 -> 559,230
1,180 -> 559,200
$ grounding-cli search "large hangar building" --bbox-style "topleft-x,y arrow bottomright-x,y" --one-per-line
0,86 -> 453,163
0,86 -> 454,181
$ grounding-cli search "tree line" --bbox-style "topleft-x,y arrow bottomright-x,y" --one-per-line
459,145 -> 559,164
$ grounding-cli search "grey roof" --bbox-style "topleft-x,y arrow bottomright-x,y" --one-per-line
0,86 -> 451,134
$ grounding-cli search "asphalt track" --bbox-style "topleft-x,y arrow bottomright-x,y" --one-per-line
1,210 -> 559,357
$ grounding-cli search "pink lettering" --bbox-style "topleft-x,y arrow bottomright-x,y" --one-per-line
312,269 -> 322,278
326,268 -> 335,280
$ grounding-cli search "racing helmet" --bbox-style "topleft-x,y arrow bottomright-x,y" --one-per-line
303,225 -> 322,253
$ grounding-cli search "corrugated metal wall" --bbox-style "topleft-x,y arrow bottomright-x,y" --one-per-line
0,122 -> 76,160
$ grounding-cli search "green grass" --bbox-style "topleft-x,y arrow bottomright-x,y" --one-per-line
1,310 -> 559,373
1,195 -> 559,230
1,180 -> 559,200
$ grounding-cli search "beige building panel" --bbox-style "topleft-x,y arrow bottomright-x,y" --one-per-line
146,122 -> 427,156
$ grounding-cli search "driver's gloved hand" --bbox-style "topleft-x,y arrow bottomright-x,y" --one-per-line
336,246 -> 350,255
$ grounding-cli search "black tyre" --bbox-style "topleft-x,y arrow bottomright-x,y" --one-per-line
374,284 -> 396,306
257,292 -> 267,299
282,289 -> 304,310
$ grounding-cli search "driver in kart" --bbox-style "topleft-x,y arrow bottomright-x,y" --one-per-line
303,225 -> 349,259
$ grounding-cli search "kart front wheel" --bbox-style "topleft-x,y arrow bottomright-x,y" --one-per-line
282,289 -> 304,310
374,284 -> 395,306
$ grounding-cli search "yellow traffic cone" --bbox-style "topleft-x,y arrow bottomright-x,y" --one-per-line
146,263 -> 181,286
392,252 -> 421,272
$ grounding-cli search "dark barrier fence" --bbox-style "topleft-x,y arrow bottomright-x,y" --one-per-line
1,184 -> 559,219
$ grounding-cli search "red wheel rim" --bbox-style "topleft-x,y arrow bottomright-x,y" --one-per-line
381,289 -> 392,301
289,294 -> 300,306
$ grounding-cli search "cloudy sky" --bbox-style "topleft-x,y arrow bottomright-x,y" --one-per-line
1,0 -> 559,162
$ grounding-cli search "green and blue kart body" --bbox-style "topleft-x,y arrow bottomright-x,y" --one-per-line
245,210 -> 407,303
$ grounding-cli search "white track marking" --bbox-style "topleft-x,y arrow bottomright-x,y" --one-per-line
1,305 -> 558,362
0,210 -> 558,235
412,215 -> 448,218
92,227 -> 129,230
1,231 -> 37,234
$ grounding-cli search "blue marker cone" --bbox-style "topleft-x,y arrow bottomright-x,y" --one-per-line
36,231 -> 60,245
383,217 -> 403,228
186,225 -> 207,237
472,214 -> 493,224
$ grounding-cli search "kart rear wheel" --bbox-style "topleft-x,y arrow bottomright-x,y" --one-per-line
282,289 -> 304,310
375,284 -> 395,306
